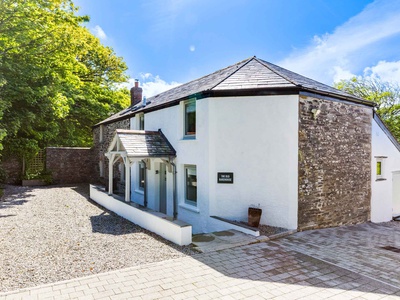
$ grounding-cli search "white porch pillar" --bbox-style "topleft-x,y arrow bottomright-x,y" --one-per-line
124,158 -> 131,202
108,153 -> 115,195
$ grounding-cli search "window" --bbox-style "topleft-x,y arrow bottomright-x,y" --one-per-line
139,114 -> 145,130
375,156 -> 387,181
376,161 -> 382,176
99,160 -> 104,177
138,162 -> 145,189
185,165 -> 197,206
99,125 -> 104,143
184,101 -> 196,137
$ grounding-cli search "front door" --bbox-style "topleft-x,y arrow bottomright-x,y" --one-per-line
159,163 -> 167,214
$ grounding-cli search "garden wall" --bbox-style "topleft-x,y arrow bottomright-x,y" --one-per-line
46,147 -> 95,184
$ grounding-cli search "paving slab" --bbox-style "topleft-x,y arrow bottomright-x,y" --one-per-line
274,222 -> 400,288
2,223 -> 400,299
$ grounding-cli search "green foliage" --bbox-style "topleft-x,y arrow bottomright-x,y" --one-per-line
335,77 -> 400,142
0,0 -> 130,158
23,170 -> 52,185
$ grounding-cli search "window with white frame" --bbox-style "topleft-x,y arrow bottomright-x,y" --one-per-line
99,160 -> 104,177
139,114 -> 144,130
184,100 -> 196,137
138,162 -> 145,189
99,125 -> 104,143
375,156 -> 387,181
185,165 -> 197,206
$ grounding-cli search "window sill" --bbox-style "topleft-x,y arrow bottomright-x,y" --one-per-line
179,203 -> 200,213
182,135 -> 196,141
376,178 -> 387,181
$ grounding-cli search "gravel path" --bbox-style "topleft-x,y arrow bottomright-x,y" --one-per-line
0,185 -> 196,292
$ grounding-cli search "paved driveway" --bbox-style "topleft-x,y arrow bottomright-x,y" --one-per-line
2,221 -> 400,299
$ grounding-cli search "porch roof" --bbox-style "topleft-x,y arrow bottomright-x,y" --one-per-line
109,129 -> 176,159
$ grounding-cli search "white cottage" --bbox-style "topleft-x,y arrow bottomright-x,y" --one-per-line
90,56 -> 400,245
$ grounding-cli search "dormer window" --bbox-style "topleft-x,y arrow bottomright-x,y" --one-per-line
184,100 -> 196,138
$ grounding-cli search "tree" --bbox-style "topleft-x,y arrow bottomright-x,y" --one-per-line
335,77 -> 400,142
0,0 -> 129,161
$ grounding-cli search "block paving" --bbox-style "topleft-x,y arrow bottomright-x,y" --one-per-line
2,222 -> 400,299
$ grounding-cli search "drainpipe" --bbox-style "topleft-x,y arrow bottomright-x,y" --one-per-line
143,159 -> 148,208
171,161 -> 178,220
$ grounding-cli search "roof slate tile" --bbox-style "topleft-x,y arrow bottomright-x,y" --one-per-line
115,129 -> 176,158
96,56 -> 374,126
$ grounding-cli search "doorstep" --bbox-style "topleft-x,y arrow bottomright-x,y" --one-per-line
192,229 -> 268,253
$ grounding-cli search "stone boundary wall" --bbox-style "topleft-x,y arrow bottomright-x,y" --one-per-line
46,147 -> 94,184
2,155 -> 23,184
298,95 -> 372,230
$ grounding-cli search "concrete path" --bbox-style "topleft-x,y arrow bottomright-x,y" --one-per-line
2,223 -> 400,299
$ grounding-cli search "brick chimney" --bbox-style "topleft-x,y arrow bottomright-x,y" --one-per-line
130,79 -> 143,107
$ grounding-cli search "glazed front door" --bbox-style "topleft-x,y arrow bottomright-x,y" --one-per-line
159,163 -> 167,214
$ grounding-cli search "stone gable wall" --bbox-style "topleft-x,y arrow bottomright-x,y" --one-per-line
46,147 -> 94,184
92,119 -> 130,186
298,95 -> 372,230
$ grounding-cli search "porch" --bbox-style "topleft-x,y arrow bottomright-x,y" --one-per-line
90,184 -> 192,246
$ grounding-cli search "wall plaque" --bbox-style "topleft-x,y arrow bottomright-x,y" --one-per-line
217,172 -> 234,184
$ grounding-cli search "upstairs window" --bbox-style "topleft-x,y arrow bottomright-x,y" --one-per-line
139,114 -> 145,130
99,125 -> 104,143
184,101 -> 196,137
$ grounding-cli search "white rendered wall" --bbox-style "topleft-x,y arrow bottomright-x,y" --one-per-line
371,117 -> 400,222
145,101 -> 211,233
143,95 -> 298,233
207,95 -> 299,230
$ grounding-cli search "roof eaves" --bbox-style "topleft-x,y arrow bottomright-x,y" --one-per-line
299,89 -> 376,107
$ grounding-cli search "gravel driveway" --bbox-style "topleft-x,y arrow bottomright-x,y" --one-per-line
0,185 -> 196,292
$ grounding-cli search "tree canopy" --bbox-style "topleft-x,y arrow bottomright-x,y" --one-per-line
335,77 -> 400,142
0,0 -> 130,159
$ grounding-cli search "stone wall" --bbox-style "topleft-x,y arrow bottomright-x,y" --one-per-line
92,119 -> 130,186
1,155 -> 23,184
298,95 -> 372,230
46,147 -> 94,184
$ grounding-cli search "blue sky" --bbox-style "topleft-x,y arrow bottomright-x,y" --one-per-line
76,0 -> 400,97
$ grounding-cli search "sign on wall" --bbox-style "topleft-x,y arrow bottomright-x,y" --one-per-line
217,172 -> 234,184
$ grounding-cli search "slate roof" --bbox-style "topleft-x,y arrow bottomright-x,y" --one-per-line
114,129 -> 176,158
96,56 -> 374,126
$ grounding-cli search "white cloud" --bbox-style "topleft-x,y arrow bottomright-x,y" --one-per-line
279,0 -> 400,85
189,45 -> 195,52
363,60 -> 400,83
125,75 -> 181,98
332,66 -> 355,83
92,25 -> 107,40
